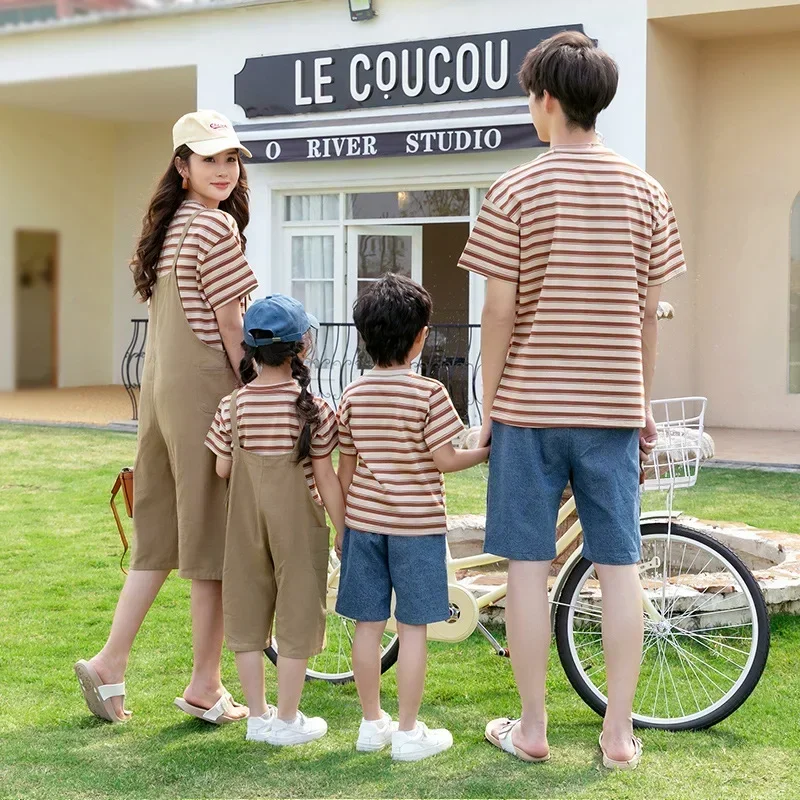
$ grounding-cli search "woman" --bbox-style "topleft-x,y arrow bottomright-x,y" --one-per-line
75,110 -> 258,724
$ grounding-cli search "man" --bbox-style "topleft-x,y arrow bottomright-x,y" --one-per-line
458,30 -> 686,769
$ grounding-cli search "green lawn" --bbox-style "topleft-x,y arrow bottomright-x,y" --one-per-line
0,423 -> 798,800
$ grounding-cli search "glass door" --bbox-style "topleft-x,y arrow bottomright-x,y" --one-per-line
346,225 -> 423,370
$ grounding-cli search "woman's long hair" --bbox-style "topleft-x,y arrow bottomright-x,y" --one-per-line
131,144 -> 250,301
239,336 -> 320,461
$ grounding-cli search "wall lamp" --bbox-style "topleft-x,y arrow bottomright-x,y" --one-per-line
349,0 -> 375,22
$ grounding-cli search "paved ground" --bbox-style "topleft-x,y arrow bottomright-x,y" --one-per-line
707,427 -> 800,467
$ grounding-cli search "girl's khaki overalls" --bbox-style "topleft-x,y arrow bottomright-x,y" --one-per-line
131,210 -> 238,580
221,389 -> 330,657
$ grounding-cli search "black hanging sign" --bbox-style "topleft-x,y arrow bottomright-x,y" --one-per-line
244,123 -> 542,164
235,25 -> 584,118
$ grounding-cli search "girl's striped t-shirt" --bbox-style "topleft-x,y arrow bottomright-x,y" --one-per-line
458,144 -> 686,429
205,381 -> 338,505
155,200 -> 258,350
337,369 -> 465,536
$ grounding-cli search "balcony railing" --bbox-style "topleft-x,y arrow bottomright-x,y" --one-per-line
121,320 -> 483,423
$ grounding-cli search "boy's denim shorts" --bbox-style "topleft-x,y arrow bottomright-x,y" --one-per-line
485,423 -> 641,566
335,528 -> 450,625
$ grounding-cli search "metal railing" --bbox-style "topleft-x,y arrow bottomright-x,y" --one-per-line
121,319 -> 483,423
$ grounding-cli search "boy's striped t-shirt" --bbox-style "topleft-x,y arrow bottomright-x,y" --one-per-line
336,369 -> 465,536
205,381 -> 338,505
458,144 -> 686,429
155,200 -> 258,350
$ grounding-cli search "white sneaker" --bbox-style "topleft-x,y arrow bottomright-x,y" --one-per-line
245,707 -> 277,742
265,711 -> 328,746
392,721 -> 453,762
356,710 -> 398,752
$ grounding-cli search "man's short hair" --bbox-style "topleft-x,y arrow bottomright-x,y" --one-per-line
518,30 -> 618,131
353,273 -> 432,367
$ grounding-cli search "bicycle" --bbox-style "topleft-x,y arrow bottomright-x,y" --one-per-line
266,396 -> 770,732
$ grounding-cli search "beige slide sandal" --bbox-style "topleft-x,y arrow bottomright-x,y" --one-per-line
74,659 -> 131,723
599,733 -> 643,770
174,691 -> 247,725
485,718 -> 551,763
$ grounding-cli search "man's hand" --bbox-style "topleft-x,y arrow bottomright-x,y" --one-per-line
640,408 -> 658,465
334,530 -> 343,560
478,418 -> 492,448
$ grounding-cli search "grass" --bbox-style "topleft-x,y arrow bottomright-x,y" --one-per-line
0,422 -> 799,800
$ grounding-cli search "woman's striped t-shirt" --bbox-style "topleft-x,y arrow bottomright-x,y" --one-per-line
155,200 -> 258,350
458,144 -> 686,429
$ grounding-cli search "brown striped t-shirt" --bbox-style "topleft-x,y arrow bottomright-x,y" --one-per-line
337,369 -> 465,536
156,200 -> 258,350
204,381 -> 338,505
458,144 -> 686,429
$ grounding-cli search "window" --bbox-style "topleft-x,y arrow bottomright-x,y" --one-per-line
791,194 -> 800,392
346,189 -> 470,220
289,234 -> 335,322
285,194 -> 339,222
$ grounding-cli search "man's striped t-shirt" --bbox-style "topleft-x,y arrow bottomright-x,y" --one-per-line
458,144 -> 686,429
337,369 -> 465,536
155,200 -> 258,350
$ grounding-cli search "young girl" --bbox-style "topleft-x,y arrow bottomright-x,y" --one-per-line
205,294 -> 345,746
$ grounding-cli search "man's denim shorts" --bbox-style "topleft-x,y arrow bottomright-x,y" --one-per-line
485,423 -> 641,566
335,528 -> 450,626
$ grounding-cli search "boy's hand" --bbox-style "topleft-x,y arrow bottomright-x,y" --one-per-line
477,445 -> 490,463
334,531 -> 344,560
640,408 -> 658,465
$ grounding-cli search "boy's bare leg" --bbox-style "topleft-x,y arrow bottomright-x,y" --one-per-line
595,563 -> 643,762
184,579 -> 246,718
352,621 -> 387,721
88,568 -> 171,720
503,560 -> 552,759
396,622 -> 427,731
276,655 -> 309,721
235,651 -> 269,718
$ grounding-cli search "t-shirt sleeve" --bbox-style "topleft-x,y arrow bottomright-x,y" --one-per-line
424,384 -> 466,452
310,399 -> 339,459
204,395 -> 233,459
457,196 -> 521,284
336,395 -> 357,456
649,200 -> 687,286
196,211 -> 259,310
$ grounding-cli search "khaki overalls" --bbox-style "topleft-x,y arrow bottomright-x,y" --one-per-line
131,210 -> 238,580
222,390 -> 330,657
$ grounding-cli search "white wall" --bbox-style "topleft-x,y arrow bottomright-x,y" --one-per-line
0,106 -> 115,390
111,121 -> 177,384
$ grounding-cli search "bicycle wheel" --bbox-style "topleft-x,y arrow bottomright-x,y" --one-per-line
555,521 -> 769,731
265,550 -> 400,684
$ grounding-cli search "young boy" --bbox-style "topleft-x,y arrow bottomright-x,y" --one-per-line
335,274 -> 489,762
458,31 -> 685,769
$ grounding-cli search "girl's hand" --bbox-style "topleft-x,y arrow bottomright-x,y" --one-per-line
334,531 -> 343,560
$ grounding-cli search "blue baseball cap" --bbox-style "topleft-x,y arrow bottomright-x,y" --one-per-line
243,294 -> 319,347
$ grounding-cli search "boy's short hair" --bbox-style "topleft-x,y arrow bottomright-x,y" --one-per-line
518,30 -> 618,131
353,273 -> 432,367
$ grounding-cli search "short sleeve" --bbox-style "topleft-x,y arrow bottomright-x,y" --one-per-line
204,395 -> 233,459
457,197 -> 521,284
197,212 -> 258,310
649,201 -> 687,286
424,384 -> 465,452
311,399 -> 339,459
336,395 -> 357,456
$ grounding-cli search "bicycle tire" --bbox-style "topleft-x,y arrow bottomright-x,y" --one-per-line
555,520 -> 769,731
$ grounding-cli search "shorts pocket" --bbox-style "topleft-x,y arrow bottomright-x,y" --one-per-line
309,526 -> 331,575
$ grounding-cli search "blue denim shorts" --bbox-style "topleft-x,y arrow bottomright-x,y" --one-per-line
335,528 -> 450,626
485,423 -> 641,566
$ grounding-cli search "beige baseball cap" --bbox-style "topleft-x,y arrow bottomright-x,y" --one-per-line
172,110 -> 253,158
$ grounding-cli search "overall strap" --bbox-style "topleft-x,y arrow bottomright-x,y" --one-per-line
170,209 -> 205,286
229,389 -> 241,450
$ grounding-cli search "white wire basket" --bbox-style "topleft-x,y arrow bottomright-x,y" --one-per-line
642,397 -> 709,492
